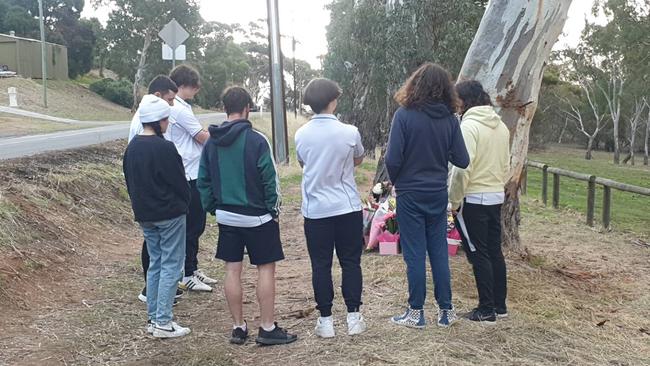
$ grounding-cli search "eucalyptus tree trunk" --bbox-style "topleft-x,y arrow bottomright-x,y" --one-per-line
628,99 -> 646,166
132,32 -> 153,112
458,0 -> 572,251
643,101 -> 650,165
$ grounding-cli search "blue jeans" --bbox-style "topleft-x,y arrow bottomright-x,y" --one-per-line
397,191 -> 452,310
140,214 -> 186,325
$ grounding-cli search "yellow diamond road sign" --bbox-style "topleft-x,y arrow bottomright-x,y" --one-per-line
158,19 -> 189,50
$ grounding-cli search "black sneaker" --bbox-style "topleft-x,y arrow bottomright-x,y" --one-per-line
495,307 -> 508,318
175,288 -> 184,299
465,308 -> 497,324
255,322 -> 298,346
230,322 -> 249,345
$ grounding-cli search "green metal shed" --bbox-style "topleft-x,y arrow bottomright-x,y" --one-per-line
0,33 -> 68,80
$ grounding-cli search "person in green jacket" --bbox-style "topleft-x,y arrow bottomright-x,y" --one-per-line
449,80 -> 511,324
197,86 -> 297,346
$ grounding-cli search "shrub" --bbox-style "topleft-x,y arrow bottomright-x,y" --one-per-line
89,78 -> 133,108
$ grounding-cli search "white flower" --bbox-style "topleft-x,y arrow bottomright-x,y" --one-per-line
372,183 -> 383,195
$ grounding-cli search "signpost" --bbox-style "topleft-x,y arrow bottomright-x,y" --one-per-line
37,0 -> 47,107
158,19 -> 189,69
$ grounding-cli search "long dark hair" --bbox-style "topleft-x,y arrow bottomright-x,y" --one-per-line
394,62 -> 460,113
142,121 -> 165,138
456,80 -> 492,116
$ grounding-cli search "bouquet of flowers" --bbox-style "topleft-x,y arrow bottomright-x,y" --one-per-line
365,182 -> 398,251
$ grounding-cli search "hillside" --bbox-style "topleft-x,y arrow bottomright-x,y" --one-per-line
0,77 -> 132,121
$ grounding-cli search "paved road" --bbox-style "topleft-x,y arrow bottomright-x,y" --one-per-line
0,112 -> 226,160
0,106 -> 107,124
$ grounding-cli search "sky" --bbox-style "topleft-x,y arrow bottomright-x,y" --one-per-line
81,0 -> 604,69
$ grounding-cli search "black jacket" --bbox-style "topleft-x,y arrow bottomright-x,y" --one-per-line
123,135 -> 190,222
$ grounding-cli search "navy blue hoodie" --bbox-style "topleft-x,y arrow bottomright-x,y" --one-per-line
385,102 -> 469,193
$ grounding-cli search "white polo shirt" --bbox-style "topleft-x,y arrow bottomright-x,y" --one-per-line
127,111 -> 142,143
166,96 -> 204,181
295,114 -> 364,219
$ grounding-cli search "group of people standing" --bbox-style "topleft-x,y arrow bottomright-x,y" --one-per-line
122,61 -> 510,345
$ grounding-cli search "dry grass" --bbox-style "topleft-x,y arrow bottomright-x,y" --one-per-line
0,140 -> 648,366
0,77 -> 132,121
0,114 -> 100,138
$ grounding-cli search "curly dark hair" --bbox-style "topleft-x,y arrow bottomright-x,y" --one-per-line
394,62 -> 460,113
456,80 -> 492,116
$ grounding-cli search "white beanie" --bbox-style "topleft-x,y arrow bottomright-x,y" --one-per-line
139,94 -> 171,123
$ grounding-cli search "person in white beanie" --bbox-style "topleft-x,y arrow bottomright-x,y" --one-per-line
127,75 -> 185,306
123,95 -> 192,338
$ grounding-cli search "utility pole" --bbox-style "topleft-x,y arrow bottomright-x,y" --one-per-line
292,36 -> 298,119
37,0 -> 47,107
267,0 -> 289,164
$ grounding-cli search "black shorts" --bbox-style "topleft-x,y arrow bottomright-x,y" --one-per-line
216,220 -> 285,265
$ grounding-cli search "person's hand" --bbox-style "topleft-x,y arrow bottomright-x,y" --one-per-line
451,208 -> 459,216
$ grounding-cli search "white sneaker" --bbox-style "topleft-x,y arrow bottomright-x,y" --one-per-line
314,316 -> 335,338
347,312 -> 367,336
180,275 -> 213,292
146,321 -> 154,334
153,321 -> 191,338
194,269 -> 218,285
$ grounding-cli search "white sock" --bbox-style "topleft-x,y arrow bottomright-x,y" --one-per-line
319,316 -> 333,324
347,312 -> 361,321
262,323 -> 276,332
233,323 -> 247,331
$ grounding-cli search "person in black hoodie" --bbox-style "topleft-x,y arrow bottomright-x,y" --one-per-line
197,86 -> 297,346
123,95 -> 191,338
386,63 -> 469,329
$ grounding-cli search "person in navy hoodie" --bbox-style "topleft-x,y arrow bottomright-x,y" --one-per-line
386,63 -> 469,329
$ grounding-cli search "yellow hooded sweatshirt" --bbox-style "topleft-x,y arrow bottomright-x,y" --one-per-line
449,105 -> 510,209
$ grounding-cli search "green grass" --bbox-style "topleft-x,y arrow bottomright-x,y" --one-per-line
526,146 -> 650,236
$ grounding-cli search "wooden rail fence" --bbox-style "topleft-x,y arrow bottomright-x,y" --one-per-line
522,161 -> 650,230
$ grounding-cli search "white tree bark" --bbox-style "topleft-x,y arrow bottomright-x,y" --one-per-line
132,32 -> 153,113
562,82 -> 608,160
458,0 -> 572,250
627,98 -> 646,165
643,98 -> 650,165
599,72 -> 624,164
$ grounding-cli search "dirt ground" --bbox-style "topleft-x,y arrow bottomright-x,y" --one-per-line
0,142 -> 648,366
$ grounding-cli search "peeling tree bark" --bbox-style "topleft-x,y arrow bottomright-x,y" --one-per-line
458,0 -> 572,252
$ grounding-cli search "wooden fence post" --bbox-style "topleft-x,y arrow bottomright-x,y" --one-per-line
542,165 -> 549,206
587,176 -> 596,227
552,173 -> 560,209
602,185 -> 612,230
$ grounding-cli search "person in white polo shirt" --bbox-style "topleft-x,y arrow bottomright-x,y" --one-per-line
167,65 -> 216,292
295,78 -> 367,338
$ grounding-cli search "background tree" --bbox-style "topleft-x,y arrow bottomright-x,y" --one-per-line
0,0 -> 96,78
195,22 -> 249,109
241,19 -> 270,106
97,0 -> 204,109
583,0 -> 650,164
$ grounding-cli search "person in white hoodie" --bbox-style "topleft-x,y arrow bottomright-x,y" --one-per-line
449,80 -> 510,324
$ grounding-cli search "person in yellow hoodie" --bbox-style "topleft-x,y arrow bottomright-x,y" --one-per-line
449,80 -> 510,324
